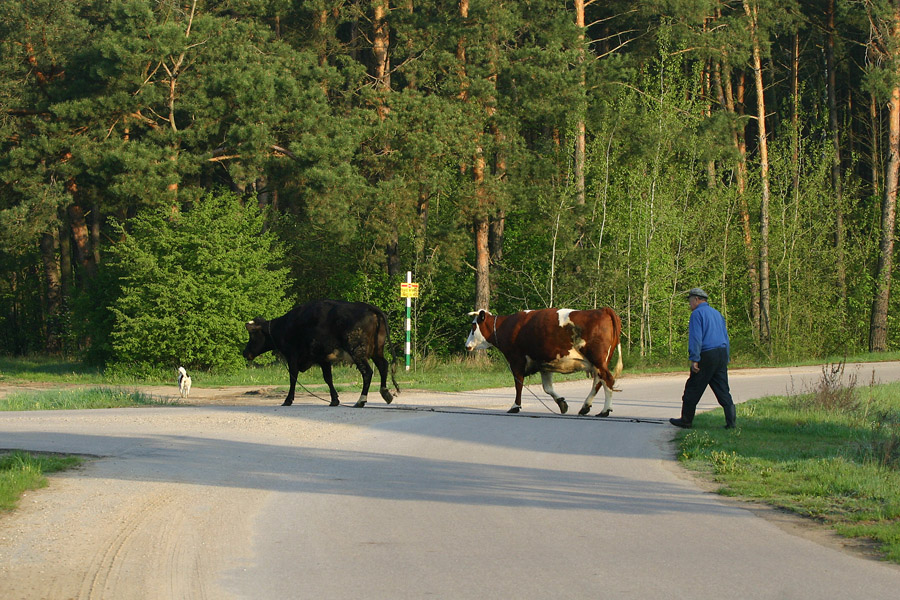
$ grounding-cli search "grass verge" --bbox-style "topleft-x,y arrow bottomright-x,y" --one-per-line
5,350 -> 900,390
674,368 -> 900,564
0,388 -> 175,411
0,353 -> 587,392
0,451 -> 82,512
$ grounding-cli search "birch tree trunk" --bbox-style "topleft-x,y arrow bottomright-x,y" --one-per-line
57,206 -> 72,301
744,0 -> 772,350
827,0 -> 848,305
868,0 -> 900,352
473,142 -> 491,310
67,201 -> 96,282
718,62 -> 760,338
787,32 -> 801,338
39,230 -> 62,353
791,34 -> 800,212
90,199 -> 101,267
163,0 -> 198,200
574,0 -> 586,205
372,0 -> 401,277
872,92 -> 882,200
457,0 -> 491,310
871,80 -> 898,352
474,208 -> 491,310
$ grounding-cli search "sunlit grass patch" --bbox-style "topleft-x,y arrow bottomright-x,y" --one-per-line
674,375 -> 900,564
0,388 -> 174,411
0,451 -> 82,512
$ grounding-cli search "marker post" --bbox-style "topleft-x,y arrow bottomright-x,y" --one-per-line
399,272 -> 419,371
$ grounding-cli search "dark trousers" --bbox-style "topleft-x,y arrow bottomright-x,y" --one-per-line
681,347 -> 735,425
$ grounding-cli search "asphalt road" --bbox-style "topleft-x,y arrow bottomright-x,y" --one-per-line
2,362 -> 900,599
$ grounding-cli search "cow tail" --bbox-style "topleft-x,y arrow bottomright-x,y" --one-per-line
610,308 -> 624,383
380,309 -> 402,395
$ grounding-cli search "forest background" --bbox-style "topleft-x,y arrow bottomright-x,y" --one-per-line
2,0 -> 900,374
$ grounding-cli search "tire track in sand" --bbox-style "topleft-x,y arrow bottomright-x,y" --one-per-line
76,490 -> 187,600
67,480 -> 261,600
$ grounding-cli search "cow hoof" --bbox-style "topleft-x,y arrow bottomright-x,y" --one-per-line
556,399 -> 568,414
329,399 -> 340,407
354,400 -> 367,408
282,400 -> 294,407
578,405 -> 591,416
507,406 -> 520,414
597,409 -> 612,418
380,388 -> 393,404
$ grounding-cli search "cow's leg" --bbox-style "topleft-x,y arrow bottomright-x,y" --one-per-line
283,365 -> 298,406
596,382 -> 614,417
373,355 -> 393,404
320,362 -> 340,406
508,366 -> 525,413
578,365 -> 616,417
540,372 -> 567,414
592,365 -> 616,417
578,372 -> 602,415
352,353 -> 374,408
577,376 -> 614,417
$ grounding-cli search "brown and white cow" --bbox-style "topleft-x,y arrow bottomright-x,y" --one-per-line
465,307 -> 623,415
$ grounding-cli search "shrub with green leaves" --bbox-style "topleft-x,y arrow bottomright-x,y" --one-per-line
84,192 -> 291,374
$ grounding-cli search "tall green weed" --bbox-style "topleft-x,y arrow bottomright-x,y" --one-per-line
1,451 -> 82,511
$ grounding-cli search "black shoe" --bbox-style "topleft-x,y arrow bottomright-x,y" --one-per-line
669,418 -> 692,429
724,405 -> 736,429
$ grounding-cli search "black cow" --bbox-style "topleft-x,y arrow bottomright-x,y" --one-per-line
243,300 -> 400,407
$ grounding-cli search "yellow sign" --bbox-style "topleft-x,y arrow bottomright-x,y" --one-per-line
400,282 -> 419,298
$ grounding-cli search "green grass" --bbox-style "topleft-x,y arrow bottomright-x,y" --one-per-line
0,388 -> 175,411
4,349 -> 900,390
0,451 -> 83,512
0,353 -> 589,392
675,380 -> 900,564
0,356 -> 104,384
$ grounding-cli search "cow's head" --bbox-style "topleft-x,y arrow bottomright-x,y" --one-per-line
465,309 -> 494,351
242,317 -> 274,361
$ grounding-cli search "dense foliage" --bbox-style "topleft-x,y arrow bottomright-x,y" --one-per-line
88,192 -> 291,373
2,1 -> 899,369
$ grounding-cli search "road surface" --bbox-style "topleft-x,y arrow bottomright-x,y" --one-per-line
2,362 -> 900,599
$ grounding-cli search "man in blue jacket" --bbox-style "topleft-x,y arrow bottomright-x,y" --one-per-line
670,288 -> 737,429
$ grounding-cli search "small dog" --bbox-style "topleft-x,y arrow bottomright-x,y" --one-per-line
177,367 -> 192,398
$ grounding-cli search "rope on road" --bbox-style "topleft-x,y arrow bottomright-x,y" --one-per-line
334,401 -> 668,424
294,379 -> 667,424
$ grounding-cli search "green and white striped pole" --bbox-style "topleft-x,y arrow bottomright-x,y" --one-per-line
405,271 -> 412,371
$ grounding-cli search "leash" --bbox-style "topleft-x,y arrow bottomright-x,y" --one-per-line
274,379 -> 664,424
341,402 -> 667,424
511,372 -> 560,414
298,381 -> 333,404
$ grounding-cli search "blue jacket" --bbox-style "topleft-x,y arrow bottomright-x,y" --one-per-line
688,302 -> 730,363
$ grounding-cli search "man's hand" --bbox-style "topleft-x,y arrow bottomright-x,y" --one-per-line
691,361 -> 700,373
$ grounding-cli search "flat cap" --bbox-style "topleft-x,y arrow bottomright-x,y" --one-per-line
687,287 -> 708,299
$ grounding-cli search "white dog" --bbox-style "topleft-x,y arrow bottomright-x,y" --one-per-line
177,367 -> 192,398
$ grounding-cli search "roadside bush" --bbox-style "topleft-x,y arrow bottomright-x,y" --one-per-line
78,191 -> 291,373
789,361 -> 859,413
